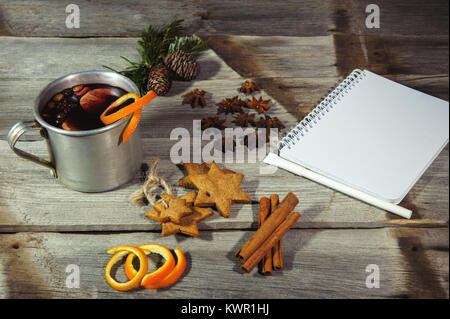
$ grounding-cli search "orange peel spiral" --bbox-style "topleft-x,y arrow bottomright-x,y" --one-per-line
100,90 -> 157,125
124,244 -> 176,287
122,107 -> 142,144
142,248 -> 186,289
104,245 -> 148,292
100,91 -> 156,144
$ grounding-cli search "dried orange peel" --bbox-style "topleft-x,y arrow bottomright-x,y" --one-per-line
105,243 -> 186,292
125,244 -> 176,287
141,248 -> 186,289
100,90 -> 157,125
100,91 -> 156,144
105,245 -> 148,292
122,107 -> 142,144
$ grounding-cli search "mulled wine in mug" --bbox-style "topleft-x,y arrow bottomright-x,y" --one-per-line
7,70 -> 142,192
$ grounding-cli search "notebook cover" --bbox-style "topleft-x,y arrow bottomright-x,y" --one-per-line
279,70 -> 449,203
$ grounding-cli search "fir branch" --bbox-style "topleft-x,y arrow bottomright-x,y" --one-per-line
137,24 -> 165,66
103,58 -> 150,95
159,17 -> 184,59
102,65 -> 119,73
120,64 -> 150,96
168,35 -> 208,56
103,16 -> 205,95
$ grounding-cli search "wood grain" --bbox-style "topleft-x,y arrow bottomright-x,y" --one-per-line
0,38 -> 447,233
203,34 -> 448,118
0,1 -> 448,299
0,227 -> 447,298
0,35 -> 447,133
0,0 -> 332,37
0,139 -> 447,232
0,0 -> 447,37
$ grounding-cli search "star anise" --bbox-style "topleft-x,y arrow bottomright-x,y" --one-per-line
182,88 -> 207,108
239,80 -> 260,95
232,112 -> 255,127
217,96 -> 245,114
255,115 -> 286,130
201,116 -> 226,130
253,115 -> 285,142
246,96 -> 271,113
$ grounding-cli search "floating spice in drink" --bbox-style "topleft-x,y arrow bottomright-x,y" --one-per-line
40,84 -> 127,131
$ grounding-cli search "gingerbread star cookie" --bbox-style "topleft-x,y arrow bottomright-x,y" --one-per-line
160,206 -> 212,237
156,193 -> 193,224
150,192 -> 197,213
145,192 -> 213,237
178,162 -> 235,189
189,162 -> 251,217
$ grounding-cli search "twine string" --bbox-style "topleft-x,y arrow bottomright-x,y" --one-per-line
129,158 -> 173,208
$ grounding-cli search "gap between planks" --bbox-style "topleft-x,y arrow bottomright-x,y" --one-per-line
0,219 -> 447,235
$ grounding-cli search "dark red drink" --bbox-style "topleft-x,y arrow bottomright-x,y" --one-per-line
41,84 -> 127,131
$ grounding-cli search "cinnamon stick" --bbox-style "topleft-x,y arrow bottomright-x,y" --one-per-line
258,197 -> 272,275
235,192 -> 299,261
270,194 -> 284,270
241,212 -> 301,273
269,194 -> 279,214
273,240 -> 284,270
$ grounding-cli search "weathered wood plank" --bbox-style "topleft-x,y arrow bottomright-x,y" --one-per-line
3,73 -> 447,141
0,0 -> 332,37
0,37 -> 240,81
328,0 -> 449,36
0,37 -> 242,139
0,138 -> 447,232
366,35 -> 449,76
204,34 -> 448,79
0,227 -> 447,298
0,36 -> 448,232
202,34 -> 448,118
0,0 -> 203,37
0,1 -> 447,301
0,35 -> 338,137
0,78 -> 299,140
202,35 -> 339,79
257,74 -> 449,120
0,0 -> 447,37
0,35 -> 342,81
1,36 -> 447,134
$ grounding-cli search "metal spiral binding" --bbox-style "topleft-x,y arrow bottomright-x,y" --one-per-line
278,69 -> 367,151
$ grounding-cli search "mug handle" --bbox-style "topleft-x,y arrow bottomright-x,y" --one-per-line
7,120 -> 57,177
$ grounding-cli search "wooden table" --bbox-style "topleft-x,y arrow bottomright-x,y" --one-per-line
0,0 -> 448,299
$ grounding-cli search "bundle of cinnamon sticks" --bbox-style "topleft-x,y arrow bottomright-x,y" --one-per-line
235,192 -> 300,274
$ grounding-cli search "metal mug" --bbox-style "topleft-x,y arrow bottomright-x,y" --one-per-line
7,70 -> 142,192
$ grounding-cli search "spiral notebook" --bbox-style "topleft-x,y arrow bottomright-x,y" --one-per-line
272,69 -> 449,204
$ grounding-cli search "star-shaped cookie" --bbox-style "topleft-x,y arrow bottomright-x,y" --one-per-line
160,206 -> 212,237
189,162 -> 251,217
178,162 -> 235,189
157,193 -> 193,224
145,192 -> 213,237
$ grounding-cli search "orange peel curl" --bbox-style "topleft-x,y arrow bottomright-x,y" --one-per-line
125,243 -> 176,287
105,245 -> 148,292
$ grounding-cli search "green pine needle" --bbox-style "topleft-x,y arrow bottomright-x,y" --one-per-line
160,18 -> 184,59
103,16 -> 207,95
168,35 -> 208,56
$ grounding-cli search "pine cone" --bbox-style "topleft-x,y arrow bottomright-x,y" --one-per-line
147,64 -> 172,96
164,50 -> 199,81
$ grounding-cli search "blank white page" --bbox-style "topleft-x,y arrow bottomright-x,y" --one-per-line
280,70 -> 449,203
